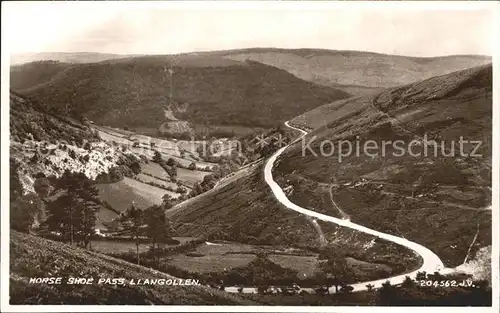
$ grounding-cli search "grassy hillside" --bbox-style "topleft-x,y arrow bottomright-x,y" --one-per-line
10,57 -> 350,134
219,48 -> 491,91
10,231 -> 253,305
275,64 -> 492,267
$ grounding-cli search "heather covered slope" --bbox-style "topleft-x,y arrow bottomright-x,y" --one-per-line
275,64 -> 492,267
219,48 -> 491,91
10,231 -> 253,305
10,57 -> 350,133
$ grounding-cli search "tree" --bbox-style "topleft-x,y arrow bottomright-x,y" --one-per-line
166,158 -> 176,166
161,194 -> 175,210
415,271 -> 427,281
319,248 -> 353,293
189,182 -> 204,198
166,165 -> 177,178
188,162 -> 196,170
153,151 -> 163,163
129,161 -> 141,175
144,205 -> 173,265
44,171 -> 101,247
402,276 -> 416,288
201,174 -> 216,191
366,283 -> 374,291
122,204 -> 144,265
377,280 -> 398,305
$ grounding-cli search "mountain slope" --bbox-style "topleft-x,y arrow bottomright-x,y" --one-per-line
218,48 -> 491,91
10,231 -> 253,305
9,91 -> 137,193
274,64 -> 492,267
167,163 -> 421,280
10,57 -> 350,134
10,52 -> 136,66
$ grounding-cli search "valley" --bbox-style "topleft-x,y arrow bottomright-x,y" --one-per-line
8,50 -> 493,306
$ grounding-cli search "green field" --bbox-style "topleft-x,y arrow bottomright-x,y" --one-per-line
268,254 -> 320,279
167,242 -> 257,273
177,168 -> 211,186
91,237 -> 196,254
140,162 -> 169,179
97,177 -> 164,213
136,173 -> 179,190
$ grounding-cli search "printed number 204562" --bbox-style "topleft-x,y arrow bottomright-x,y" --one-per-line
419,280 -> 474,288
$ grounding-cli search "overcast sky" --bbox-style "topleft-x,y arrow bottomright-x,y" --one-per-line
3,1 -> 496,57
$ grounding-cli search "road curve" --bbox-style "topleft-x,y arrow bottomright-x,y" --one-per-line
266,121 -> 445,292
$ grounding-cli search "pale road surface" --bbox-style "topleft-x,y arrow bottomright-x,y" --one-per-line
263,121 -> 446,292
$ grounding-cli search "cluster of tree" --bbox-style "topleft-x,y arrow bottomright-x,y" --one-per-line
317,247 -> 355,293
94,153 -> 141,184
153,151 -> 178,178
117,204 -> 174,265
42,171 -> 101,248
188,174 -> 218,198
95,165 -> 134,184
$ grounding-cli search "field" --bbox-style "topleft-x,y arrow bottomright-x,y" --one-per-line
91,237 -> 196,254
267,254 -> 320,278
96,207 -> 119,230
91,240 -> 151,254
177,168 -> 211,186
140,162 -> 170,179
97,177 -> 165,214
96,124 -> 217,171
167,242 -> 257,273
136,173 -> 179,190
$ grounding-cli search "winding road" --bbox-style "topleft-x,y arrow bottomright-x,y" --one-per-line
263,121 -> 446,292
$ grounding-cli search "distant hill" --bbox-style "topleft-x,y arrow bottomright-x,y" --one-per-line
216,48 -> 491,91
10,231 -> 252,305
10,52 -> 136,65
276,64 -> 492,267
11,57 -> 350,135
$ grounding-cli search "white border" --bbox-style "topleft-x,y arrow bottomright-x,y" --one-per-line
1,1 -> 498,312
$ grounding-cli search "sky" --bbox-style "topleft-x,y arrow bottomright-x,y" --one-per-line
3,1 -> 496,57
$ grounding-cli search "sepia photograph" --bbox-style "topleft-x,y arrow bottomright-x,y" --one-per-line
1,1 -> 498,311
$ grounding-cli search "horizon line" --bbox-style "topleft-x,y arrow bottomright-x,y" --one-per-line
10,47 -> 493,60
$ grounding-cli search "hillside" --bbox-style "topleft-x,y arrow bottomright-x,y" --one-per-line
9,91 -> 140,190
167,164 -> 421,281
10,52 -> 135,65
10,57 -> 350,136
218,48 -> 491,92
274,64 -> 492,267
10,231 -> 253,305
